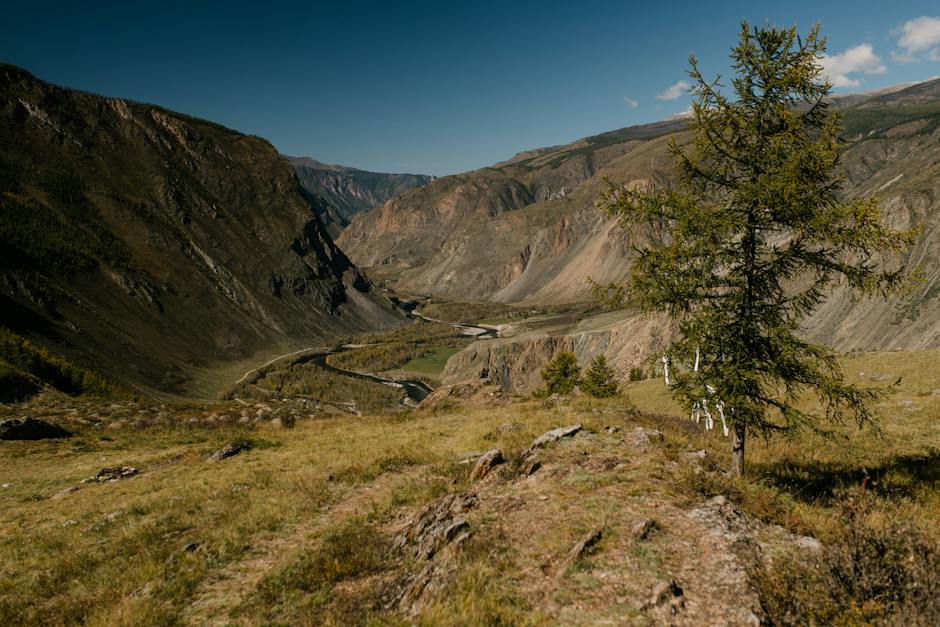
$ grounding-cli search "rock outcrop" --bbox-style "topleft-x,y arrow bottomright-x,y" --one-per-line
0,417 -> 70,440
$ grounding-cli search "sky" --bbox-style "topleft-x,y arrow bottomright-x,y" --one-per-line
3,1 -> 940,176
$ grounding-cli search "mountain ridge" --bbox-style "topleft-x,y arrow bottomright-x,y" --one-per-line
0,63 -> 402,397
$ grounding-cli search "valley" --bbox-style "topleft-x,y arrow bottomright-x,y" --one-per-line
3,40 -> 940,626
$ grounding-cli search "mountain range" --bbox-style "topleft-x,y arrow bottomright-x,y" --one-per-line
288,156 -> 433,237
339,79 -> 940,353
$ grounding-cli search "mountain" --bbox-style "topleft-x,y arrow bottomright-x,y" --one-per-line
0,64 -> 402,397
338,79 -> 940,353
288,156 -> 433,237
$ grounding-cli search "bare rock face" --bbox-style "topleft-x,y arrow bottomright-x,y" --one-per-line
443,312 -> 671,394
0,417 -> 71,440
343,78 -> 940,353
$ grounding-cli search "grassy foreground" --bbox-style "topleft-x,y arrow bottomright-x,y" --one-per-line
0,348 -> 938,625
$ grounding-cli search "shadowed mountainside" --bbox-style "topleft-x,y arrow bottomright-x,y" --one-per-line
0,64 -> 402,397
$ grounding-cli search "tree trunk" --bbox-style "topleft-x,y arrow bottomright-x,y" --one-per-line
731,422 -> 746,477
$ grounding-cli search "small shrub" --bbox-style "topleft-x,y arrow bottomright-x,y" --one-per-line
628,367 -> 646,382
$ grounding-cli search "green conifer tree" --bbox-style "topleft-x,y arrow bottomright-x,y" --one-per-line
582,354 -> 619,398
540,351 -> 581,395
598,23 -> 914,475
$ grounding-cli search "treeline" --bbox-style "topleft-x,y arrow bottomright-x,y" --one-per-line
228,357 -> 403,412
0,327 -> 124,397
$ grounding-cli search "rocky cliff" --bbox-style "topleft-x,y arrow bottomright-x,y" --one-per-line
0,64 -> 402,396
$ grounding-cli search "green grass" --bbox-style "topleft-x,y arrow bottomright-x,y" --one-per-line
403,346 -> 463,374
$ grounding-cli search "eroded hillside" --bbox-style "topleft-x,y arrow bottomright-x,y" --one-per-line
339,81 -> 940,352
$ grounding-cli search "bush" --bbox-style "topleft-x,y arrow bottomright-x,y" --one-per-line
581,354 -> 619,398
540,351 -> 581,395
628,367 -> 646,381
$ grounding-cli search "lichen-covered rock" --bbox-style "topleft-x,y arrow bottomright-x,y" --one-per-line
208,440 -> 251,461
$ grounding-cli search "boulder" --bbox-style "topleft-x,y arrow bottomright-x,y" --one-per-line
0,417 -> 71,440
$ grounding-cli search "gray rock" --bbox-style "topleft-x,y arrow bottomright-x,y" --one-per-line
88,466 -> 138,482
643,579 -> 684,612
522,458 -> 542,476
208,440 -> 251,461
0,417 -> 71,440
629,427 -> 664,448
52,486 -> 79,499
394,493 -> 476,560
631,518 -> 658,540
557,527 -> 603,577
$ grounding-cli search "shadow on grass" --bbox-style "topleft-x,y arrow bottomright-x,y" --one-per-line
756,448 -> 940,504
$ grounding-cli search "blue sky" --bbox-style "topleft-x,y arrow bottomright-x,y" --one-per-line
3,1 -> 940,175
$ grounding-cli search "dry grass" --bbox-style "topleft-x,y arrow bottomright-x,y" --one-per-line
0,347 -> 937,625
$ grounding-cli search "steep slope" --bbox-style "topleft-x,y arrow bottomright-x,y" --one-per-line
0,64 -> 402,397
288,156 -> 433,237
340,79 -> 940,352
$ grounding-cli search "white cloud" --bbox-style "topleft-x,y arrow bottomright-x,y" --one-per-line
820,44 -> 886,88
623,96 -> 638,108
893,16 -> 940,63
656,80 -> 691,101
898,16 -> 940,52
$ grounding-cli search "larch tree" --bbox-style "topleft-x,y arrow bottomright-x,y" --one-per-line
597,23 -> 914,475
